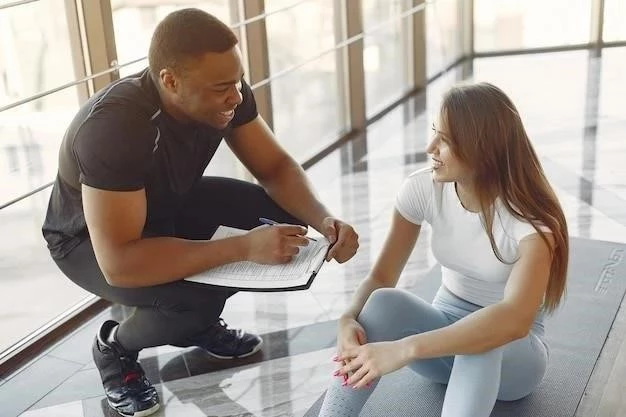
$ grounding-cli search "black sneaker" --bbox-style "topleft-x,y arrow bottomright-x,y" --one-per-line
92,320 -> 160,417
174,318 -> 263,359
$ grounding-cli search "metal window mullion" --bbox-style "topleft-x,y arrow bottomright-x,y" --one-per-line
343,0 -> 366,132
460,0 -> 474,60
590,0 -> 605,54
411,0 -> 426,90
401,0 -> 414,89
79,0 -> 118,93
333,0 -> 349,133
229,1 -> 248,75
63,0 -> 89,103
241,0 -> 274,130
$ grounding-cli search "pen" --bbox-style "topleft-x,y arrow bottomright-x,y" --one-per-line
258,217 -> 279,226
258,217 -> 317,241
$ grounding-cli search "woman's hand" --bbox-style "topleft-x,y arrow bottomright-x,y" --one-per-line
336,339 -> 413,389
337,316 -> 367,353
335,316 -> 367,382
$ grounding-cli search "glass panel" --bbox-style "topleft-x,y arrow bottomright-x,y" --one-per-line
266,0 -> 344,162
603,0 -> 626,42
0,0 -> 77,106
0,86 -> 82,208
427,0 -> 461,78
0,188 -> 92,354
362,0 -> 409,116
111,0 -> 234,71
596,48 -> 626,201
0,81 -> 88,354
474,0 -> 591,52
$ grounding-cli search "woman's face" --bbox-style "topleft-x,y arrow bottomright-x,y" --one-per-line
426,114 -> 472,183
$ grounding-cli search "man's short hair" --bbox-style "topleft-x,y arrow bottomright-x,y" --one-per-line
148,8 -> 238,80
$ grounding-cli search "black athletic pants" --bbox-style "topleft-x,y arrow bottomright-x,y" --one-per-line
54,177 -> 302,351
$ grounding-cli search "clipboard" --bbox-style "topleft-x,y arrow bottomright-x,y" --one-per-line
184,225 -> 331,292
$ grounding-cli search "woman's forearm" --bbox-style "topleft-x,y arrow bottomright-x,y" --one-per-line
403,302 -> 528,360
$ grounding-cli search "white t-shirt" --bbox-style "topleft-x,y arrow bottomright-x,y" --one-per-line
395,167 -> 550,307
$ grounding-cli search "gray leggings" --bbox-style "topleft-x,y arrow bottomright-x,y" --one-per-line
319,286 -> 549,417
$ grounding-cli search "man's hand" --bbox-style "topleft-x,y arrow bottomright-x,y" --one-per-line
321,217 -> 359,263
244,224 -> 309,264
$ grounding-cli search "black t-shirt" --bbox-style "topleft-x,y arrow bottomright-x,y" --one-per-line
42,69 -> 258,259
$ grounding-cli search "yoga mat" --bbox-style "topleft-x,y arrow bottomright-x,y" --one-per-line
305,237 -> 626,416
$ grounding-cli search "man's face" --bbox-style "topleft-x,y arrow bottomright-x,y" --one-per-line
167,46 -> 245,129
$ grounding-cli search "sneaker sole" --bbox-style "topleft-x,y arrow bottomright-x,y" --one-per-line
205,338 -> 263,360
109,400 -> 160,417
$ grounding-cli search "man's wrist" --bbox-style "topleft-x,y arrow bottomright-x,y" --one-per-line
228,235 -> 250,262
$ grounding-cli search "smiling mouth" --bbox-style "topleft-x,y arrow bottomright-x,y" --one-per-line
219,109 -> 235,118
432,158 -> 443,169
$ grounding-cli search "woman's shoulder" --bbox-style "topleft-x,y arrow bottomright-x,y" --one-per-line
406,167 -> 444,195
408,166 -> 434,179
395,167 -> 442,224
495,202 -> 551,242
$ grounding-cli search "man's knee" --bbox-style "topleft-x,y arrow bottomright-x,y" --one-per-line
149,283 -> 231,316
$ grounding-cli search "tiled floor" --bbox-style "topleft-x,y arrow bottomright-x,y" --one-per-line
2,47 -> 626,416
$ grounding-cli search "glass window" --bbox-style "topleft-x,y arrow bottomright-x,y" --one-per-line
427,0 -> 461,78
0,0 -> 76,106
0,86 -> 87,355
596,48 -> 626,201
0,88 -> 79,206
362,0 -> 409,116
603,0 -> 626,42
0,187 -> 92,354
266,0 -> 345,162
474,0 -> 591,52
111,0 -> 234,75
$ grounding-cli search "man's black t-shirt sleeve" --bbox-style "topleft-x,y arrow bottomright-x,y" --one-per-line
230,79 -> 258,128
74,107 -> 155,191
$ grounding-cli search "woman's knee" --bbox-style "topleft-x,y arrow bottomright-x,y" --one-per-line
497,337 -> 548,401
360,288 -> 405,317
357,288 -> 416,339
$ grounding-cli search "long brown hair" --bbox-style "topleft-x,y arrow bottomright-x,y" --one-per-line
441,82 -> 568,312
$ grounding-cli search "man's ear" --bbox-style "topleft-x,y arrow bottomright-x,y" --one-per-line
159,68 -> 178,93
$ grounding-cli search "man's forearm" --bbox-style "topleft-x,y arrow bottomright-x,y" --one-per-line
99,236 -> 248,288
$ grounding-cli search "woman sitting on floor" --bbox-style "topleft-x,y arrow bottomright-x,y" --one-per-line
319,82 -> 569,417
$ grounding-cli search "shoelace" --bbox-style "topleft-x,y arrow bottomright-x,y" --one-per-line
212,319 -> 240,345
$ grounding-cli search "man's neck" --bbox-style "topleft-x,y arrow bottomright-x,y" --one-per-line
152,78 -> 192,124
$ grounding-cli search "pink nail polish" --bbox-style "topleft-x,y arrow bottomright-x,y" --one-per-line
333,370 -> 340,376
